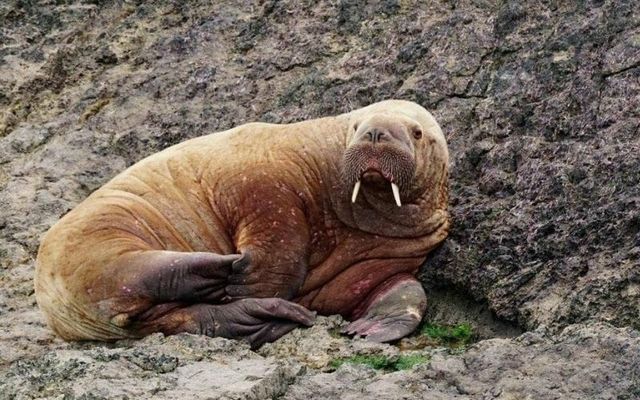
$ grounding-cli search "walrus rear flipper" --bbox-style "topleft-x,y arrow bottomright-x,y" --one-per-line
95,251 -> 242,325
133,298 -> 316,349
105,251 -> 317,348
116,251 -> 241,303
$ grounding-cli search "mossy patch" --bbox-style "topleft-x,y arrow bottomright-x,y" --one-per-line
329,354 -> 430,372
420,323 -> 474,347
392,354 -> 430,370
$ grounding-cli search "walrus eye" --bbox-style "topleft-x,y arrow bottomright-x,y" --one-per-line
412,127 -> 423,139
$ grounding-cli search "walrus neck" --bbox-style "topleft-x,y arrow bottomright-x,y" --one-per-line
327,180 -> 446,238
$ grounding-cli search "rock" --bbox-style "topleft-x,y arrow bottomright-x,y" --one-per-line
0,334 -> 300,400
95,47 -> 118,65
260,316 -> 399,370
283,324 -> 640,400
1,0 -> 639,399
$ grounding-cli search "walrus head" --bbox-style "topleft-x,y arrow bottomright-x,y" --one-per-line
334,101 -> 449,237
343,113 -> 423,207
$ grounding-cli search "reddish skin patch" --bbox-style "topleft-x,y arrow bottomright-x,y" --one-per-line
351,276 -> 373,296
295,256 -> 424,317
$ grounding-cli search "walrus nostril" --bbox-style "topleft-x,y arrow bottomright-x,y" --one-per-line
364,129 -> 385,143
364,130 -> 373,142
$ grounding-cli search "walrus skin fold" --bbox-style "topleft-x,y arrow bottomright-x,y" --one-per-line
35,100 -> 449,349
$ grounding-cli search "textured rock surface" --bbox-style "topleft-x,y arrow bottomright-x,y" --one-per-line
1,0 -> 639,399
0,332 -> 302,399
282,322 -> 640,400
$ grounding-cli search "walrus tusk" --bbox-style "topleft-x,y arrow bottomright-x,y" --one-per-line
391,182 -> 401,207
351,180 -> 361,203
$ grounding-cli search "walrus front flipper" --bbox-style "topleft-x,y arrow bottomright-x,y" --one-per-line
342,273 -> 426,342
135,298 -> 316,349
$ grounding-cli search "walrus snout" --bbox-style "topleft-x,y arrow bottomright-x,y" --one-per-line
343,115 -> 419,207
355,119 -> 411,149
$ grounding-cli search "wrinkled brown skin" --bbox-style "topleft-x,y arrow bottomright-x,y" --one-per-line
35,100 -> 449,349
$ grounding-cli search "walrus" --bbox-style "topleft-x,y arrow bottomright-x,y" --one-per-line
35,99 -> 449,349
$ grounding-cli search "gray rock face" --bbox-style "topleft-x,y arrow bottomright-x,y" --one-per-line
283,322 -> 640,400
0,333 -> 301,400
1,0 -> 639,399
2,318 -> 638,399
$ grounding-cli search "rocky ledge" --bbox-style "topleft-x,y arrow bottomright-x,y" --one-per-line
2,317 -> 639,399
